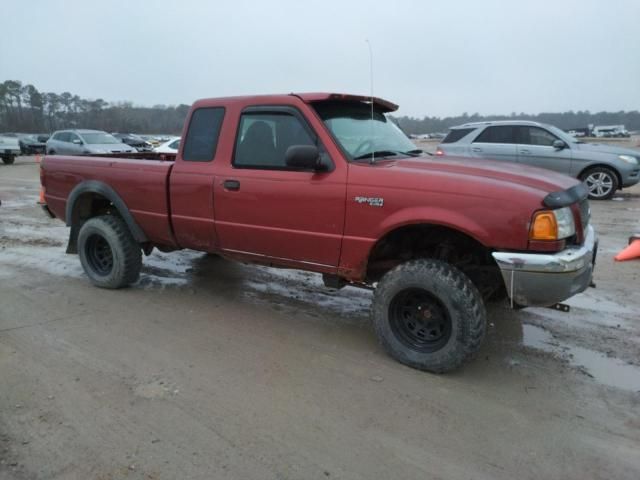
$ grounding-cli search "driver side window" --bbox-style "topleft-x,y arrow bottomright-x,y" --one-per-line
56,132 -> 70,142
233,111 -> 316,169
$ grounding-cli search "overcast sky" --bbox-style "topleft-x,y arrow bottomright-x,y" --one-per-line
3,0 -> 639,117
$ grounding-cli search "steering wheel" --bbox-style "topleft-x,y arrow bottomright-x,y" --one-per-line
353,140 -> 375,157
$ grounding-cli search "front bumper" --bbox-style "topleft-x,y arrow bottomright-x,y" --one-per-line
621,170 -> 640,188
492,225 -> 597,307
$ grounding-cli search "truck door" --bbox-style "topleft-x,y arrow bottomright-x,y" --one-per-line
516,126 -> 572,174
169,107 -> 226,251
469,125 -> 518,163
213,106 -> 347,270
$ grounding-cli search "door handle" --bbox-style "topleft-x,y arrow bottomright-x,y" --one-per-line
519,149 -> 531,154
223,179 -> 240,191
471,147 -> 482,153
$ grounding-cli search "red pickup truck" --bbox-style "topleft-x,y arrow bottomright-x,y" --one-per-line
40,93 -> 597,372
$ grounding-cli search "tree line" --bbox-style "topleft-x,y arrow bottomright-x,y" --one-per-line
1,79 -> 639,135
0,80 -> 189,134
393,110 -> 640,135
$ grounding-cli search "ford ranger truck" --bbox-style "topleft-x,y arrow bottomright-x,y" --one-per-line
39,93 -> 597,373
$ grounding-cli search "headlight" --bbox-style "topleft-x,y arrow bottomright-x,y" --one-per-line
618,155 -> 638,165
530,207 -> 576,240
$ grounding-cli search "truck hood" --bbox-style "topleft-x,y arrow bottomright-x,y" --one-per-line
391,156 -> 578,195
572,142 -> 640,157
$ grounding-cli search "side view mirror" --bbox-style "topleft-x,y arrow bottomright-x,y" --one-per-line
285,145 -> 323,170
72,138 -> 82,145
552,139 -> 567,150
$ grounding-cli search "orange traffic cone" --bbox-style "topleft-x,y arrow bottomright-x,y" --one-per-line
615,235 -> 640,262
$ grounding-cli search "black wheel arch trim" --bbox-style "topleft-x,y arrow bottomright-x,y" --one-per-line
65,180 -> 148,253
543,182 -> 588,208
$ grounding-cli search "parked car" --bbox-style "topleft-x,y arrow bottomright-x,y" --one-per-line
46,130 -> 136,155
153,136 -> 180,153
0,134 -> 21,164
436,120 -> 640,200
139,135 -> 165,147
18,134 -> 47,154
39,93 -> 597,374
593,125 -> 630,138
112,133 -> 153,152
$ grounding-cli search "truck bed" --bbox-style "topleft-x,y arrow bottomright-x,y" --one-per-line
73,152 -> 177,161
42,154 -> 177,247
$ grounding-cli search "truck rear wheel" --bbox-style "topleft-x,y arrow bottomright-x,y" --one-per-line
2,156 -> 15,165
371,259 -> 486,373
78,215 -> 142,288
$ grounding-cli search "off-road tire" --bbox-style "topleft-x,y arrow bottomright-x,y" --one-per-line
371,259 -> 486,373
2,156 -> 15,165
580,166 -> 619,200
78,215 -> 142,289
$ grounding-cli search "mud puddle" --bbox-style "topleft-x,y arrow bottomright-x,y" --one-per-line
522,323 -> 640,391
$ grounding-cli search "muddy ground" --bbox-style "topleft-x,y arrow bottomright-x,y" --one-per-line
0,156 -> 639,479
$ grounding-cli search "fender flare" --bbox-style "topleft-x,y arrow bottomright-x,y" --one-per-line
65,180 -> 147,252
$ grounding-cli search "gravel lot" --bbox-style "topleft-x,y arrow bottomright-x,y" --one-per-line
1,155 -> 639,479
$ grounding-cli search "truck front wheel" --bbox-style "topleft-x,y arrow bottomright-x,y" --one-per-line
78,215 -> 142,288
2,156 -> 15,165
371,259 -> 486,373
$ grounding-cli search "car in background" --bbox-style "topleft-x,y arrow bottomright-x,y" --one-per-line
436,120 -> 640,200
592,125 -> 630,138
567,129 -> 587,138
153,136 -> 180,153
112,133 -> 153,152
138,135 -> 162,147
0,134 -> 21,164
18,134 -> 47,154
46,130 -> 136,155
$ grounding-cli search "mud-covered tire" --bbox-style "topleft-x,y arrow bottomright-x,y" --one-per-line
371,259 -> 486,373
2,156 -> 15,165
77,215 -> 142,289
580,166 -> 619,200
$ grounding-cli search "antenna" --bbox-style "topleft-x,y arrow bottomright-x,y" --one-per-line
365,39 -> 374,164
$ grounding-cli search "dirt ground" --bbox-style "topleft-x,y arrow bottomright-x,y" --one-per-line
1,155 -> 639,480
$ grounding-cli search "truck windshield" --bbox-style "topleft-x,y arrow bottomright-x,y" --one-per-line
313,101 -> 418,160
81,132 -> 122,144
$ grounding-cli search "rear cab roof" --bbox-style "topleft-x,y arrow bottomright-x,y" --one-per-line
190,92 -> 399,112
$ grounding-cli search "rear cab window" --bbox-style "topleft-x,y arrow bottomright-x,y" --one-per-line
182,107 -> 225,161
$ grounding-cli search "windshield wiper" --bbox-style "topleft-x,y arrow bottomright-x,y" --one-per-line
353,149 -> 425,161
353,150 -> 404,161
403,149 -> 423,156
